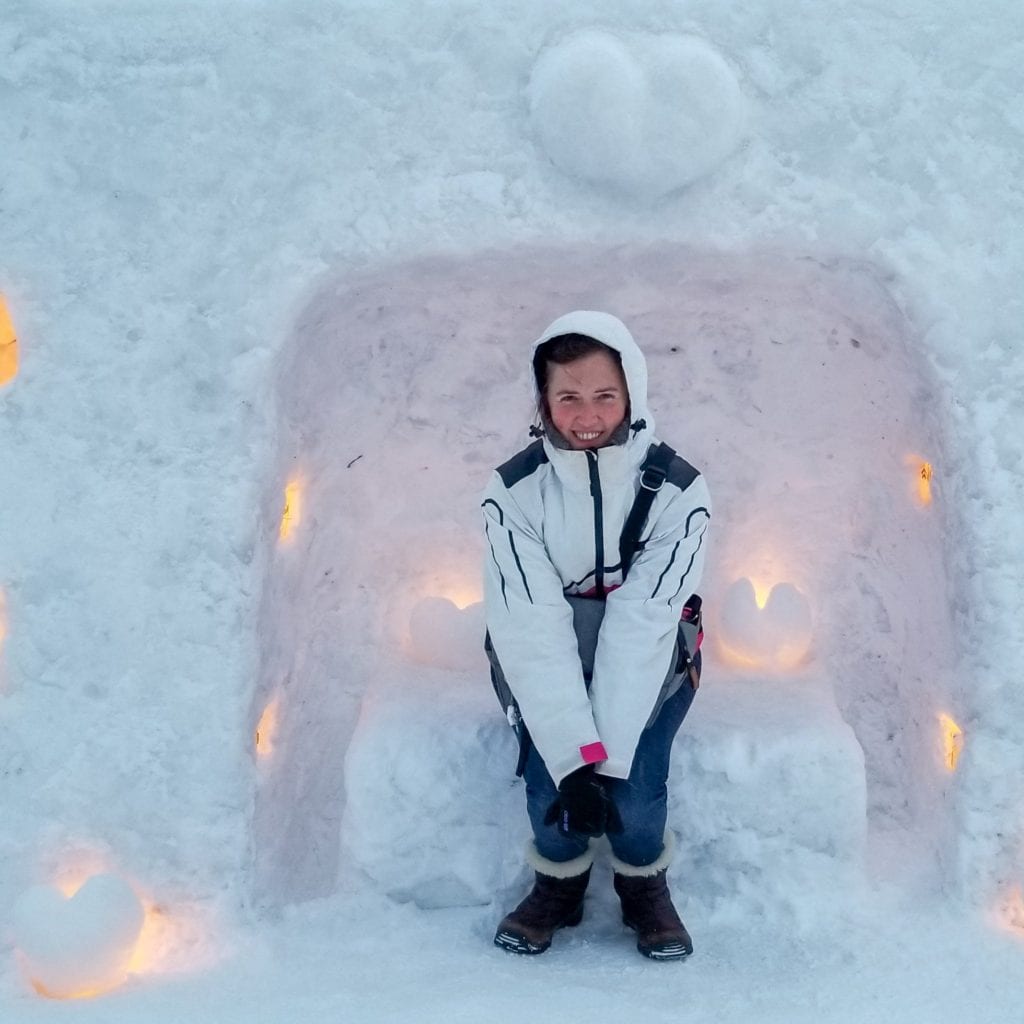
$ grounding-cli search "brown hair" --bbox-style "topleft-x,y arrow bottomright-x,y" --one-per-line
532,333 -> 624,396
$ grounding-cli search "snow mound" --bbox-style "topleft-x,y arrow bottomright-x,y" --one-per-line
9,874 -> 144,999
341,673 -> 524,908
673,676 -> 867,928
528,30 -> 745,199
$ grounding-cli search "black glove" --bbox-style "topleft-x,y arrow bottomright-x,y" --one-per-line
543,765 -> 623,837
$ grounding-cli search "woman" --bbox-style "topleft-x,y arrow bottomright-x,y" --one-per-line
482,310 -> 711,960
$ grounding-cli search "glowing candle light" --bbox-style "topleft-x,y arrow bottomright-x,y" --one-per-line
255,698 -> 279,758
918,461 -> 933,505
0,295 -> 17,386
278,480 -> 302,542
939,712 -> 963,772
718,577 -> 813,671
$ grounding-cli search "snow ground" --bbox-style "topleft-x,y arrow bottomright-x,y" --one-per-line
2,0 -> 1024,1018
3,886 -> 1024,1024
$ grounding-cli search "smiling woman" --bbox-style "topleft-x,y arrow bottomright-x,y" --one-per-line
484,310 -> 711,960
535,336 -> 629,450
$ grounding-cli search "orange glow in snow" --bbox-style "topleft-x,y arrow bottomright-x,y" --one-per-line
126,902 -> 177,976
716,577 -> 813,672
918,461 -> 934,505
279,480 -> 302,541
21,869 -> 215,998
255,699 -> 280,757
18,873 -> 144,1000
904,454 -> 934,506
749,579 -> 772,610
437,586 -> 482,611
939,713 -> 964,771
0,296 -> 17,386
1004,888 -> 1024,934
31,978 -> 110,1001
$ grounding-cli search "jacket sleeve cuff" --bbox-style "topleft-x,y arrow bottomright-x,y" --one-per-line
579,741 -> 608,765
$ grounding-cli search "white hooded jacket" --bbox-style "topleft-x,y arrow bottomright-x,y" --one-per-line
482,311 -> 712,785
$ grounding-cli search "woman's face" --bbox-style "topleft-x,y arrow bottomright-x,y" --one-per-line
545,350 -> 628,450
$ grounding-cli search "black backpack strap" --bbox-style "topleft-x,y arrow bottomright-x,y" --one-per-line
619,442 -> 677,581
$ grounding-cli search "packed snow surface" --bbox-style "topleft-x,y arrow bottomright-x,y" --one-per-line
2,0 -> 1024,1021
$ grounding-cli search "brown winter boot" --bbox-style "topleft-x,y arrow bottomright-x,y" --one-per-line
494,845 -> 593,955
611,835 -> 693,961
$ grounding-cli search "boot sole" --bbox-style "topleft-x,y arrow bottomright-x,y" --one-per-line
638,941 -> 692,961
623,917 -> 693,961
493,905 -> 584,955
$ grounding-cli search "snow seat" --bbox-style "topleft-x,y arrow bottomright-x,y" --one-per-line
341,670 -> 867,921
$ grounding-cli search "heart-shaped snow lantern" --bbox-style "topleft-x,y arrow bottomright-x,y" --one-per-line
407,597 -> 485,671
529,30 -> 745,199
11,874 -> 145,999
718,578 -> 813,670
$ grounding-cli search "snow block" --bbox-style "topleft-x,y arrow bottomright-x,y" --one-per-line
671,675 -> 867,927
341,671 -> 523,909
341,669 -> 866,925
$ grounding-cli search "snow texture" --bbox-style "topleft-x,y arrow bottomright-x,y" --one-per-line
2,0 -> 1024,1019
529,30 -> 746,198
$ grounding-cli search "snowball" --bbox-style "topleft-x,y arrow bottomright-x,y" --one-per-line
10,874 -> 145,999
528,30 -> 745,199
406,597 -> 486,672
719,578 -> 814,669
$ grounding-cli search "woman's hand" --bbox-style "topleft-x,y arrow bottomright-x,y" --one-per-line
543,765 -> 623,837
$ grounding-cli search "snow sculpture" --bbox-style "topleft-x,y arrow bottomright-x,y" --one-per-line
10,874 -> 145,1000
528,30 -> 745,199
0,295 -> 17,385
718,577 -> 813,671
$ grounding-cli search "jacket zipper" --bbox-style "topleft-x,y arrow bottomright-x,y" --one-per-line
586,449 -> 605,597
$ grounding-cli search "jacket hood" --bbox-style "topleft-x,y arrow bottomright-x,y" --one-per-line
531,310 -> 654,451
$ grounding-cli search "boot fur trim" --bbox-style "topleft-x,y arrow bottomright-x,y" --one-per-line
609,831 -> 675,878
525,841 -> 595,879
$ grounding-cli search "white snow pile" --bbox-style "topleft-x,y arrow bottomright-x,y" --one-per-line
8,875 -> 144,1000
529,30 -> 746,199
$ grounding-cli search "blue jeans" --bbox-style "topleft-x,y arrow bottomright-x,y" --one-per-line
523,678 -> 697,868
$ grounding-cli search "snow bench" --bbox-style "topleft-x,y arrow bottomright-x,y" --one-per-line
341,669 -> 867,923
